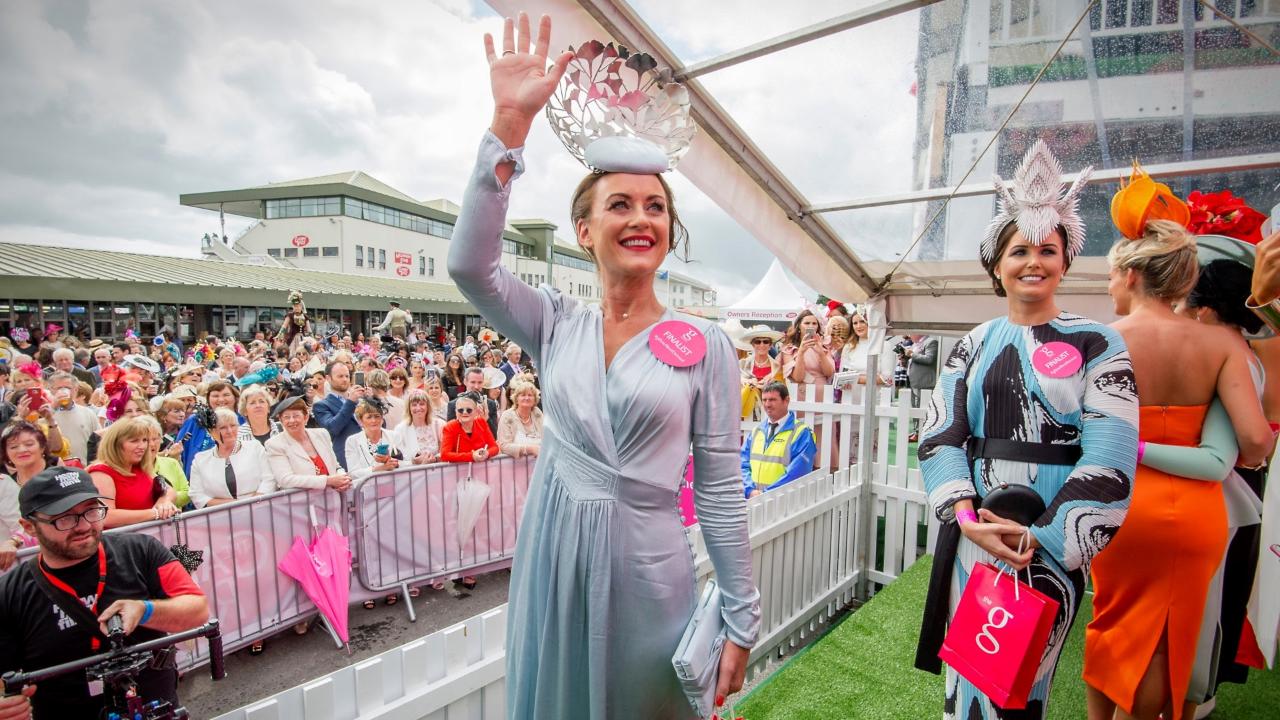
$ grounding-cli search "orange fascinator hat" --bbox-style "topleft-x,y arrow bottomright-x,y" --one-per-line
1110,161 -> 1190,240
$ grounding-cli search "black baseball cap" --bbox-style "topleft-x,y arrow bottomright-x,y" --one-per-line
19,467 -> 106,517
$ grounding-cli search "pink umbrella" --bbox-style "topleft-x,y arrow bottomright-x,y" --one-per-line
278,523 -> 352,644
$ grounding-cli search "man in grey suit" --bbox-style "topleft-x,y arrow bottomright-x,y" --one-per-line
904,334 -> 937,441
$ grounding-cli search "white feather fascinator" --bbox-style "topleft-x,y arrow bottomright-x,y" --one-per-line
979,140 -> 1093,264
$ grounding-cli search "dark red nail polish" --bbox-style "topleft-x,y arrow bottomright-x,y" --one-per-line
716,694 -> 725,707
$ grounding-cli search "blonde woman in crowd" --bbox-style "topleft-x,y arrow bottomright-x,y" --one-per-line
395,389 -> 446,466
424,376 -> 449,420
88,416 -> 179,528
137,415 -> 190,509
237,384 -> 282,446
836,312 -> 888,387
408,358 -> 429,391
497,380 -> 543,458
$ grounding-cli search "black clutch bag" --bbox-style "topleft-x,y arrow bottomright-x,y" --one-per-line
978,482 -> 1046,527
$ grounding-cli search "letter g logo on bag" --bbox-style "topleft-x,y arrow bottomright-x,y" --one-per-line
975,606 -> 1014,655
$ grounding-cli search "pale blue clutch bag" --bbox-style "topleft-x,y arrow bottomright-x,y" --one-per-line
672,579 -> 727,719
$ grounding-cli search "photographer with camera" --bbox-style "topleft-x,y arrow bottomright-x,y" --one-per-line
0,467 -> 208,719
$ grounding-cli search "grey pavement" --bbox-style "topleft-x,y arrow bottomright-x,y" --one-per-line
181,570 -> 510,719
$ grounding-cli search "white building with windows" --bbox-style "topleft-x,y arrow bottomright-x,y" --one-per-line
181,171 -> 720,321
910,0 -> 1280,261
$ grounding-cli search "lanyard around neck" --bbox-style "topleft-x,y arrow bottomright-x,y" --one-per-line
40,544 -> 108,650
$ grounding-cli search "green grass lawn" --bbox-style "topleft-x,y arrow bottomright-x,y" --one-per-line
737,556 -> 1280,719
881,426 -> 919,470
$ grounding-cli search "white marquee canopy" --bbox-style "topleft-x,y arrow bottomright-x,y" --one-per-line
723,259 -> 809,322
486,0 -> 1280,335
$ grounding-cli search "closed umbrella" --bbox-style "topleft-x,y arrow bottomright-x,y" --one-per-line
455,465 -> 492,549
278,507 -> 352,644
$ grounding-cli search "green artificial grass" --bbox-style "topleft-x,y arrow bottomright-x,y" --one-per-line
737,556 -> 1280,719
880,426 -> 919,470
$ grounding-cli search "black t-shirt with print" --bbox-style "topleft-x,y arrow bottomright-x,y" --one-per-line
0,533 -> 202,719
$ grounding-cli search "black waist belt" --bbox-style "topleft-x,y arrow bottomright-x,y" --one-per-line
966,437 -> 1082,466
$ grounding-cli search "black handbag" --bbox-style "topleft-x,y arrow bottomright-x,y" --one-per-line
168,521 -> 204,575
978,482 -> 1047,527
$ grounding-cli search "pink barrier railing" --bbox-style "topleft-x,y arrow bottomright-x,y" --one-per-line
2,455 -> 537,671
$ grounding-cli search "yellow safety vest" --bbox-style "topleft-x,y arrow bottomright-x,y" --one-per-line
749,420 -> 807,489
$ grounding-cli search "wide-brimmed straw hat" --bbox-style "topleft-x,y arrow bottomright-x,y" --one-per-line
482,366 -> 507,390
742,325 -> 783,343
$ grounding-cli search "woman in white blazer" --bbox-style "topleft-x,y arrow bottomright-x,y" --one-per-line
263,396 -> 351,492
189,407 -> 276,509
393,389 -> 446,466
344,398 -> 403,475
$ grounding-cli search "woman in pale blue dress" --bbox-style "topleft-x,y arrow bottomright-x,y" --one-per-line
447,15 -> 760,719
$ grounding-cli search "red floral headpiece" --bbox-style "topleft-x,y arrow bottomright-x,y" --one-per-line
1186,189 -> 1267,244
15,362 -> 41,380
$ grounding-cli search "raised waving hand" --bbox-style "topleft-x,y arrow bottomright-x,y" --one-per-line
485,13 -> 574,150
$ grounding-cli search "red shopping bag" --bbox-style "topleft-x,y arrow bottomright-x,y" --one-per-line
938,562 -> 1059,709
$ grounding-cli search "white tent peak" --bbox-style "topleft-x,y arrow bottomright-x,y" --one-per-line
724,259 -> 809,321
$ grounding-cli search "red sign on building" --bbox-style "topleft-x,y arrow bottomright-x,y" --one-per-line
396,266 -> 410,277
291,235 -> 310,247
394,251 -> 412,265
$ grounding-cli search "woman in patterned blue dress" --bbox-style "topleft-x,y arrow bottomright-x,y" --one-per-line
916,141 -> 1140,719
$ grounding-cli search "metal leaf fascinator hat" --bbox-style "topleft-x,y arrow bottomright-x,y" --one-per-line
546,40 -> 696,174
980,139 -> 1093,265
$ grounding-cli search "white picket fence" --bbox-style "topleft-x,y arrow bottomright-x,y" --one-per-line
216,370 -> 936,720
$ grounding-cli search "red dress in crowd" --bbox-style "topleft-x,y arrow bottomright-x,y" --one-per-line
86,462 -> 155,509
440,419 -> 500,463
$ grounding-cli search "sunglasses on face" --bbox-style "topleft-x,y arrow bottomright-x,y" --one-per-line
752,339 -> 772,345
455,407 -> 475,415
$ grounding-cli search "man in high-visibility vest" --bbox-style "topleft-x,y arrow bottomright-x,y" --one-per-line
741,381 -> 818,498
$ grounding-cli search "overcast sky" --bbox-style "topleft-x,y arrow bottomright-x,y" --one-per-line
0,0 -> 922,304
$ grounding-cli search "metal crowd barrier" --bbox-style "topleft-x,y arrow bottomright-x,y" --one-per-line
351,455 -> 534,620
3,455 -> 537,671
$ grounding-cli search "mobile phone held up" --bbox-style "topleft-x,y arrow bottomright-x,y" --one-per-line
26,388 -> 45,412
354,371 -> 365,386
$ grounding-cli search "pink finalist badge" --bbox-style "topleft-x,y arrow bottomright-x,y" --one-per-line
648,320 -> 706,368
1032,341 -> 1083,378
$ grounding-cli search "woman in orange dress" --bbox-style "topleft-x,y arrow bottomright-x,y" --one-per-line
1086,219 -> 1274,720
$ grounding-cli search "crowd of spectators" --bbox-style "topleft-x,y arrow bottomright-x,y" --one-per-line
0,319 -> 544,653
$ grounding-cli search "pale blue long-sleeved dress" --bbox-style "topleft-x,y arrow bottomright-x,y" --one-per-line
448,132 -> 761,720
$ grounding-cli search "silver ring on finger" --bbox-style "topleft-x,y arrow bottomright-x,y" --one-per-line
502,50 -> 515,56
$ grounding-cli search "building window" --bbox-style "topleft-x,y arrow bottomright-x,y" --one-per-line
378,249 -> 386,270
340,196 -> 454,237
283,247 -> 298,258
303,247 -> 319,257
428,257 -> 435,277
267,248 -> 281,258
265,196 -> 340,219
355,245 -> 364,267
366,246 -> 375,268
419,256 -> 426,276
322,246 -> 339,257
